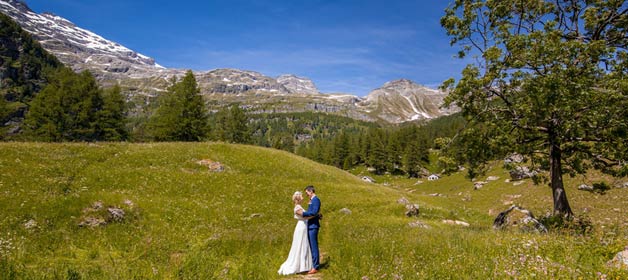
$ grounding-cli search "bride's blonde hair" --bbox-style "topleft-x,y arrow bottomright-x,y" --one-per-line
292,191 -> 303,204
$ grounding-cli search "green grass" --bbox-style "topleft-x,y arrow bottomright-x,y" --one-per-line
1,142 -> 627,279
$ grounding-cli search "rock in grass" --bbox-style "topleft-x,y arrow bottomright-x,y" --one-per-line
339,208 -> 352,215
608,247 -> 628,269
107,207 -> 125,222
197,159 -> 225,172
79,217 -> 106,227
397,197 -> 410,205
24,219 -> 37,230
493,205 -> 547,233
442,219 -> 470,227
408,221 -> 430,229
405,204 -> 419,217
578,184 -> 594,191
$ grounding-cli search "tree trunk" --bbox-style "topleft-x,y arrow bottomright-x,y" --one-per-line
549,137 -> 573,218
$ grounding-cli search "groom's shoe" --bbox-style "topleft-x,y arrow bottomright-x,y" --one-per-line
307,269 -> 318,274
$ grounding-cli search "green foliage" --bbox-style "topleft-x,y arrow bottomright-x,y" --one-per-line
24,69 -> 107,141
149,71 -> 208,141
441,0 -> 628,216
99,85 -> 128,141
0,13 -> 63,139
209,104 -> 250,144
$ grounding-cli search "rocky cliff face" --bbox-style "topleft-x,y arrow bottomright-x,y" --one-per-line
0,0 -> 163,80
0,0 -> 457,124
359,79 -> 457,123
277,74 -> 319,95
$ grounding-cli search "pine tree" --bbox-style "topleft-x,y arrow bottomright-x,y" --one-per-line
100,85 -> 128,141
150,71 -> 208,141
403,140 -> 423,178
227,104 -> 249,144
25,68 -> 105,141
367,129 -> 389,174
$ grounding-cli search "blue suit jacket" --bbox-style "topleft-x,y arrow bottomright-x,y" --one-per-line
303,196 -> 321,229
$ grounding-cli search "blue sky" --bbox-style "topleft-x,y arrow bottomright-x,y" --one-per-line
26,0 -> 469,96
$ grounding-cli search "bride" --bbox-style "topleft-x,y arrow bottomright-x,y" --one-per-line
278,191 -> 313,275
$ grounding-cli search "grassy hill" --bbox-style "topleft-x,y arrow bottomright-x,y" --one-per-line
0,142 -> 627,279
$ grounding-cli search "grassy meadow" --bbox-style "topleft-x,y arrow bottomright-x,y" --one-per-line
0,142 -> 627,279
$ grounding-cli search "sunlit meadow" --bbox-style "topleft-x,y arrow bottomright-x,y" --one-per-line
0,142 -> 627,279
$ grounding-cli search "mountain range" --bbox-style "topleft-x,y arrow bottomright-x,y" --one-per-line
0,0 -> 457,123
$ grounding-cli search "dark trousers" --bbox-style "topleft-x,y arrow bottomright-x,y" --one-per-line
308,227 -> 320,269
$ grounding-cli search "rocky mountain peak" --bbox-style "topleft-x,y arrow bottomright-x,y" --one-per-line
276,74 -> 319,94
359,78 -> 456,123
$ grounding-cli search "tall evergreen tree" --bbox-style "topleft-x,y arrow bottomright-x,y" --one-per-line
150,70 -> 208,141
367,129 -> 389,174
227,104 -> 249,144
403,140 -> 424,178
100,85 -> 128,141
25,68 -> 105,141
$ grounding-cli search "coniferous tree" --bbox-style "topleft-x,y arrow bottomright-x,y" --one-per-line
227,104 -> 249,144
0,97 -> 8,139
150,71 -> 208,141
100,85 -> 128,141
403,140 -> 424,178
367,129 -> 389,174
25,68 -> 105,141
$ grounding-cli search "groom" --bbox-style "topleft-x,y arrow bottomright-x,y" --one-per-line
298,185 -> 321,274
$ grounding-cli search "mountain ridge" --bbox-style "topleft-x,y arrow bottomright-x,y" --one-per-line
0,0 -> 457,123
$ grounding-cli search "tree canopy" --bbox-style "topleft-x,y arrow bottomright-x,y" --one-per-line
441,0 -> 628,217
149,70 -> 208,141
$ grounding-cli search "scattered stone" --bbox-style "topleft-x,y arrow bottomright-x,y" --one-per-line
408,221 -> 430,229
487,176 -> 500,181
578,184 -> 594,191
405,204 -> 420,217
615,182 -> 628,189
493,205 -> 547,233
428,193 -> 443,197
79,217 -> 106,227
91,201 -> 103,211
442,219 -> 470,227
24,219 -> 37,230
513,181 -> 525,186
107,207 -> 125,222
197,159 -> 225,172
413,180 -> 424,185
123,199 -> 134,207
509,166 -> 537,181
474,181 -> 487,190
397,197 -> 410,205
339,208 -> 352,215
607,247 -> 628,269
361,176 -> 375,183
504,179 -> 510,183
249,213 -> 263,218
504,153 -> 524,164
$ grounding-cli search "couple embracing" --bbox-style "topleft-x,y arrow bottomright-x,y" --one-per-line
278,185 -> 321,275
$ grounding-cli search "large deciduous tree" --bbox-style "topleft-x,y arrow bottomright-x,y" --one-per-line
441,0 -> 628,218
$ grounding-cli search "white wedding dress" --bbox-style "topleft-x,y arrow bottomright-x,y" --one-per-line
278,204 -> 313,275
